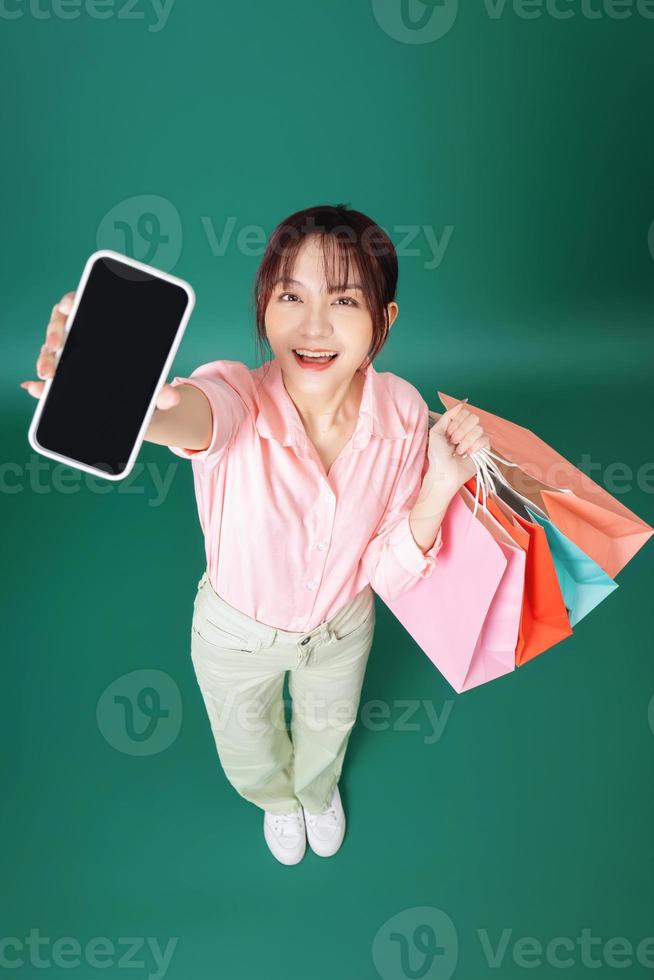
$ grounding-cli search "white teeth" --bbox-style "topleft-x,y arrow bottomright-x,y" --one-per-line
295,349 -> 337,358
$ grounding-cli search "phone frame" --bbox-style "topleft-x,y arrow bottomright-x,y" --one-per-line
27,249 -> 195,482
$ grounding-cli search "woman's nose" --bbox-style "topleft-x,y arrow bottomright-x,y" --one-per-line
298,309 -> 335,339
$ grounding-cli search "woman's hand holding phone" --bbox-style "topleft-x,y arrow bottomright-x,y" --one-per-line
21,251 -> 205,479
19,290 -> 182,413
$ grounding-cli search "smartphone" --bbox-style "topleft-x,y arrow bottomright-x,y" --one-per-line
27,249 -> 195,481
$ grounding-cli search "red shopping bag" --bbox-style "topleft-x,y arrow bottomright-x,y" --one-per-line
465,476 -> 573,666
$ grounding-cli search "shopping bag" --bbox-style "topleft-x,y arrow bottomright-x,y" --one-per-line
463,477 -> 529,549
437,392 -> 653,579
524,505 -> 619,627
464,477 -> 573,664
380,492 -> 513,693
457,484 -> 525,686
476,457 -> 618,627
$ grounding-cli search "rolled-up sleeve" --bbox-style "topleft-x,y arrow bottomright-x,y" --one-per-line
167,361 -> 249,467
361,398 -> 444,603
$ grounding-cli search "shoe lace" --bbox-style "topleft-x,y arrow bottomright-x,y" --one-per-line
270,810 -> 303,836
305,800 -> 338,827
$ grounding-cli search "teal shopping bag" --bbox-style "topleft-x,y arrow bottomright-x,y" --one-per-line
524,506 -> 618,626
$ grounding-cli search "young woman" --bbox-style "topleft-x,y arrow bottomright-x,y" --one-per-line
23,204 -> 490,866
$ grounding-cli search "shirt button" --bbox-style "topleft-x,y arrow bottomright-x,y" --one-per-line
307,579 -> 317,589
317,541 -> 327,551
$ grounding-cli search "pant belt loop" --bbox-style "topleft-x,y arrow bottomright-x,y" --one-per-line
252,623 -> 276,655
296,633 -> 311,667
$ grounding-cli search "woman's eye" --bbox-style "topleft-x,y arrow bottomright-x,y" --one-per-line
278,292 -> 358,306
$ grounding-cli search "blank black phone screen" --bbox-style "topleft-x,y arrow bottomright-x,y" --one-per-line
35,255 -> 191,476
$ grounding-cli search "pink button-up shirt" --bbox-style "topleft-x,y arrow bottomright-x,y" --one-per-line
168,357 -> 443,631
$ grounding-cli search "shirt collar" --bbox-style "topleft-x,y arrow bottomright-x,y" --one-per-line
254,357 -> 407,456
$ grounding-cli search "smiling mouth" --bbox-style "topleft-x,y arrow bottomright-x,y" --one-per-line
292,349 -> 339,363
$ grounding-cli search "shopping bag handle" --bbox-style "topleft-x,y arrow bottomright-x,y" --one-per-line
467,446 -> 573,520
427,410 -> 573,520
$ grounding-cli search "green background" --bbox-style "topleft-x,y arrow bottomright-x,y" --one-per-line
3,1 -> 653,978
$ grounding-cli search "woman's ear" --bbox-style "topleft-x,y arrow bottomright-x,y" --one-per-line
386,302 -> 399,330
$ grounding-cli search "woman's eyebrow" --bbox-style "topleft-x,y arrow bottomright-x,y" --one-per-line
273,277 -> 363,293
328,283 -> 364,293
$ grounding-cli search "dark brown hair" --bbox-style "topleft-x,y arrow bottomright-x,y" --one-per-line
252,203 -> 398,369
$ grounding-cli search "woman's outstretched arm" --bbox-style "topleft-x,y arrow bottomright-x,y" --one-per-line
144,383 -> 212,452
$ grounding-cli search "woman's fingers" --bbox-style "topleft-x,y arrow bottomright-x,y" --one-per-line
456,429 -> 490,457
45,291 -> 75,352
19,291 -> 76,399
57,292 -> 75,315
36,343 -> 58,380
19,380 -> 46,398
442,407 -> 492,457
430,399 -> 467,435
155,383 -> 182,411
37,292 -> 74,377
448,412 -> 479,446
430,406 -> 489,457
466,435 -> 491,456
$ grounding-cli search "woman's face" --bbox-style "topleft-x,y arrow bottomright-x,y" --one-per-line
264,236 -> 397,386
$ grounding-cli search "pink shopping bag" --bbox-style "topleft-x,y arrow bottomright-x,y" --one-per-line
380,491 -> 521,693
457,483 -> 525,687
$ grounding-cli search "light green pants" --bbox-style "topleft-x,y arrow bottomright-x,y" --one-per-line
190,571 -> 376,815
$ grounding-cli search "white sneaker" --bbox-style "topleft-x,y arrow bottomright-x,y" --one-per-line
263,806 -> 306,865
303,784 -> 346,857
